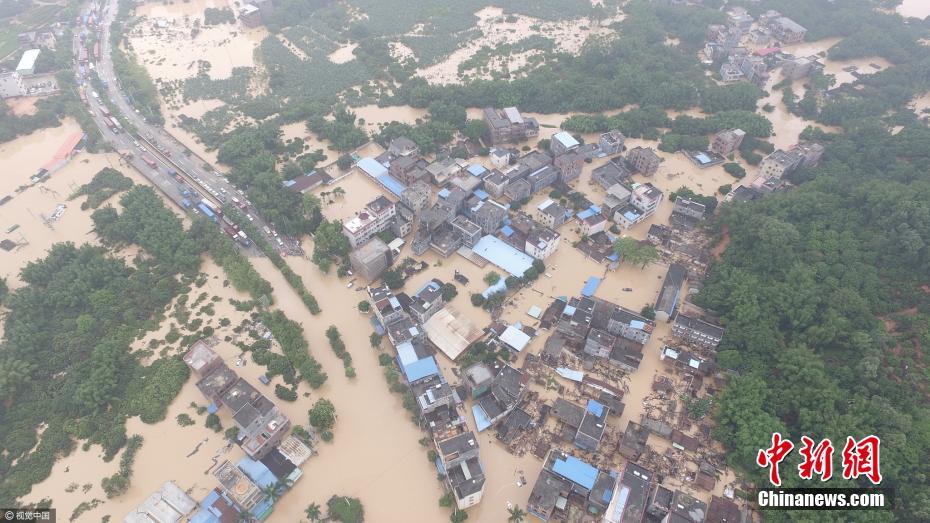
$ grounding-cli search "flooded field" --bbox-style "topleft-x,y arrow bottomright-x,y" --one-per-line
416,6 -> 621,85
131,0 -> 267,81
353,104 -> 429,134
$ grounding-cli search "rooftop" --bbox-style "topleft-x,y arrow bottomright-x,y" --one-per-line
16,48 -> 40,72
471,235 -> 535,277
423,307 -> 482,360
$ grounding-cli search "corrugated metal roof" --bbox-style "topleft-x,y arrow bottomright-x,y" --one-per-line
358,157 -> 388,177
471,235 -> 534,277
552,454 -> 598,490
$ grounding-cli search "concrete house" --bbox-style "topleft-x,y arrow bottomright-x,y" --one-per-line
550,131 -> 580,156
654,263 -> 687,322
759,149 -> 803,179
409,278 -> 446,324
673,198 -> 706,220
710,129 -> 745,156
627,146 -> 661,176
606,305 -> 655,344
525,225 -> 560,260
343,196 -> 396,248
123,481 -> 197,523
349,237 -> 391,282
672,314 -> 725,349
482,170 -> 509,198
554,152 -> 584,184
770,16 -> 807,44
483,107 -> 539,144
221,378 -> 290,459
489,147 -> 511,169
536,199 -> 568,229
603,463 -> 654,523
451,215 -> 482,248
388,136 -> 419,158
592,157 -> 635,189
599,130 -> 625,156
528,450 -> 616,522
584,328 -> 617,359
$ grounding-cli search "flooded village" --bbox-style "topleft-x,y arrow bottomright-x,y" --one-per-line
0,0 -> 924,522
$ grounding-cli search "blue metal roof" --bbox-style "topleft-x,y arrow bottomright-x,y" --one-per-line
577,208 -> 596,220
237,457 -> 278,488
471,235 -> 534,277
586,399 -> 605,417
396,341 -> 418,366
473,189 -> 489,200
581,277 -> 601,297
189,509 -> 220,523
482,279 -> 507,299
552,454 -> 599,490
467,164 -> 487,176
553,131 -> 580,149
437,188 -> 451,199
629,320 -> 645,330
472,404 -> 492,432
358,157 -> 387,177
402,356 -> 439,383
377,173 -> 406,196
500,225 -> 514,237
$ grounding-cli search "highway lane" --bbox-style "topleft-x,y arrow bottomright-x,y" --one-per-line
74,0 -> 290,254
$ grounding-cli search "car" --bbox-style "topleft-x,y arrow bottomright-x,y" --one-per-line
622,288 -> 633,292
276,238 -> 284,246
139,146 -> 147,152
247,214 -> 254,222
272,230 -> 279,237
132,140 -> 139,147
346,281 -> 354,289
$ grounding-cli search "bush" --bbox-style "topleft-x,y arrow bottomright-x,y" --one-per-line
718,184 -> 732,195
723,162 -> 746,178
224,427 -> 240,442
483,271 -> 501,285
275,384 -> 298,402
470,293 -> 486,306
640,306 -> 656,320
205,413 -> 222,432
327,495 -> 364,523
378,353 -> 393,366
309,398 -> 336,431
370,332 -> 383,348
358,300 -> 370,313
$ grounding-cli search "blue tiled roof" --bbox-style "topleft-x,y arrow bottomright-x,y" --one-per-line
552,454 -> 599,490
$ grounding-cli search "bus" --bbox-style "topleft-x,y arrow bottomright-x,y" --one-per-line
141,155 -> 157,168
199,198 -> 221,216
109,117 -> 122,133
99,106 -> 110,117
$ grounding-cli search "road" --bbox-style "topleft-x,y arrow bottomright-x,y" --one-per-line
72,0 -> 286,254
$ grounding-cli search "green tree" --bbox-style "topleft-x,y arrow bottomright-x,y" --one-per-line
305,503 -> 322,522
358,300 -> 371,312
309,398 -> 336,431
484,271 -> 501,285
326,495 -> 364,523
508,505 -> 526,523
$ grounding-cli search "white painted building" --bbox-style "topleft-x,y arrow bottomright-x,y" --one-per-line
0,71 -> 24,98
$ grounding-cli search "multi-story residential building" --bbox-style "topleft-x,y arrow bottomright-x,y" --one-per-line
525,225 -> 560,260
554,152 -> 583,184
388,136 -> 419,158
579,212 -> 607,236
220,378 -> 290,459
598,129 -> 625,156
389,155 -> 429,186
655,263 -> 687,322
536,199 -> 567,229
343,196 -> 396,248
727,7 -> 754,31
401,181 -> 431,213
603,183 -> 632,222
469,198 -> 508,235
392,202 -> 414,238
368,284 -> 406,326
527,450 -> 617,522
409,278 -> 445,324
550,131 -> 580,156
451,215 -> 482,248
489,147 -> 511,169
606,305 -> 655,344
759,149 -> 803,179
483,107 -> 539,144
781,56 -> 824,81
427,157 -> 467,186
503,179 -> 531,202
556,296 -> 596,342
482,170 -> 509,198
349,237 -> 392,282
673,314 -> 725,349
631,182 -> 663,215
673,197 -> 706,220
627,146 -> 661,176
429,222 -> 463,257
583,328 -> 616,359
720,61 -> 743,83
592,157 -> 635,189
711,128 -> 746,156
526,165 -> 559,194
738,54 -> 769,87
790,141 -> 825,168
436,431 -> 485,509
769,16 -> 807,43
